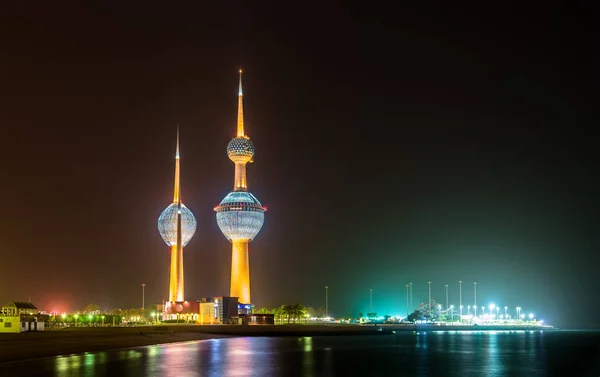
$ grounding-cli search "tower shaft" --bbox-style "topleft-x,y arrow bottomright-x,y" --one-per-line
169,206 -> 184,302
230,239 -> 250,304
234,162 -> 247,191
169,245 -> 184,302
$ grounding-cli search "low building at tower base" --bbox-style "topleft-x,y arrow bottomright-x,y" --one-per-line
161,297 -> 241,324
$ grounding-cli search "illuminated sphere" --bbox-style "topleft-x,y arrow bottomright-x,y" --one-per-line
158,203 -> 197,247
227,137 -> 255,163
215,191 -> 265,241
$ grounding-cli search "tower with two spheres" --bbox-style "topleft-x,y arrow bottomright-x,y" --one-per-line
215,70 -> 266,306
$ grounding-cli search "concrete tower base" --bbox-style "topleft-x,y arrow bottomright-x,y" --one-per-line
230,240 -> 250,304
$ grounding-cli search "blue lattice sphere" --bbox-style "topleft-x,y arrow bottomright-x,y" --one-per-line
215,191 -> 265,241
158,203 -> 197,246
227,137 -> 255,163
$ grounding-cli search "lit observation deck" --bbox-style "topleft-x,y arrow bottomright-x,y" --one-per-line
215,191 -> 265,241
227,137 -> 255,163
158,203 -> 197,246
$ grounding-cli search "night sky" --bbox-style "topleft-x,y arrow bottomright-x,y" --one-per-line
1,2 -> 598,328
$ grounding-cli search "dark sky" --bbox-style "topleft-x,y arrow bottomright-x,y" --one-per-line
1,2 -> 598,328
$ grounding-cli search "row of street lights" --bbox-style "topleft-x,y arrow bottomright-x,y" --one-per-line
60,313 -> 107,326
322,284 -> 536,322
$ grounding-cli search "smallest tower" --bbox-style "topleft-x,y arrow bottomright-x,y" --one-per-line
158,129 -> 197,302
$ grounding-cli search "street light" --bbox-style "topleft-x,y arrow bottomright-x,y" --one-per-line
504,306 -> 508,318
428,282 -> 432,313
438,304 -> 442,321
473,282 -> 477,308
458,281 -> 463,314
142,283 -> 146,310
460,305 -> 463,320
529,313 -> 534,321
101,315 -> 105,327
405,284 -> 409,317
467,305 -> 471,316
445,284 -> 449,311
473,305 -> 477,319
325,286 -> 329,319
496,307 -> 500,320
450,305 -> 454,322
88,314 -> 93,326
409,282 -> 413,311
489,304 -> 495,320
516,307 -> 521,320
74,314 -> 78,327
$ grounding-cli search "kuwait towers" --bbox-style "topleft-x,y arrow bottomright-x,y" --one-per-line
215,70 -> 266,306
158,129 -> 197,302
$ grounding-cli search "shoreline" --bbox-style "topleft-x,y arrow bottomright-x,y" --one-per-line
0,324 -> 555,363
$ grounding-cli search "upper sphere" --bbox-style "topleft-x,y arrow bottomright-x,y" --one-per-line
227,137 -> 255,163
158,203 -> 197,247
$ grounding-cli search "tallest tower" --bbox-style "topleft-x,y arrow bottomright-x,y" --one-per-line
215,70 -> 266,306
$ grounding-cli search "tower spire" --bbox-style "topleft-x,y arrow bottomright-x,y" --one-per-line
237,69 -> 245,137
173,126 -> 181,203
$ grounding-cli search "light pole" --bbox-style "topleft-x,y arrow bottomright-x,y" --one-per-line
489,304 -> 495,320
101,315 -> 105,327
445,284 -> 449,312
516,307 -> 521,321
460,305 -> 463,320
369,288 -> 372,313
467,305 -> 471,316
142,283 -> 146,310
504,306 -> 508,319
473,305 -> 477,319
482,306 -> 486,319
325,286 -> 328,319
450,305 -> 454,322
458,280 -> 462,317
438,304 -> 442,321
409,282 -> 413,311
428,282 -> 432,313
405,284 -> 409,317
473,282 -> 477,308
74,314 -> 78,327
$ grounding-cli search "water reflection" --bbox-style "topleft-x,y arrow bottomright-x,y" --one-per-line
485,332 -> 504,376
222,337 -> 254,377
302,337 -> 314,376
0,332 -> 568,377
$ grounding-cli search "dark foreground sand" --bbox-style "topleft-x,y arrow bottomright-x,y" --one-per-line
0,324 -> 386,362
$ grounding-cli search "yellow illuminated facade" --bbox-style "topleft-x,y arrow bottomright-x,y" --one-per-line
231,238 -> 250,304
